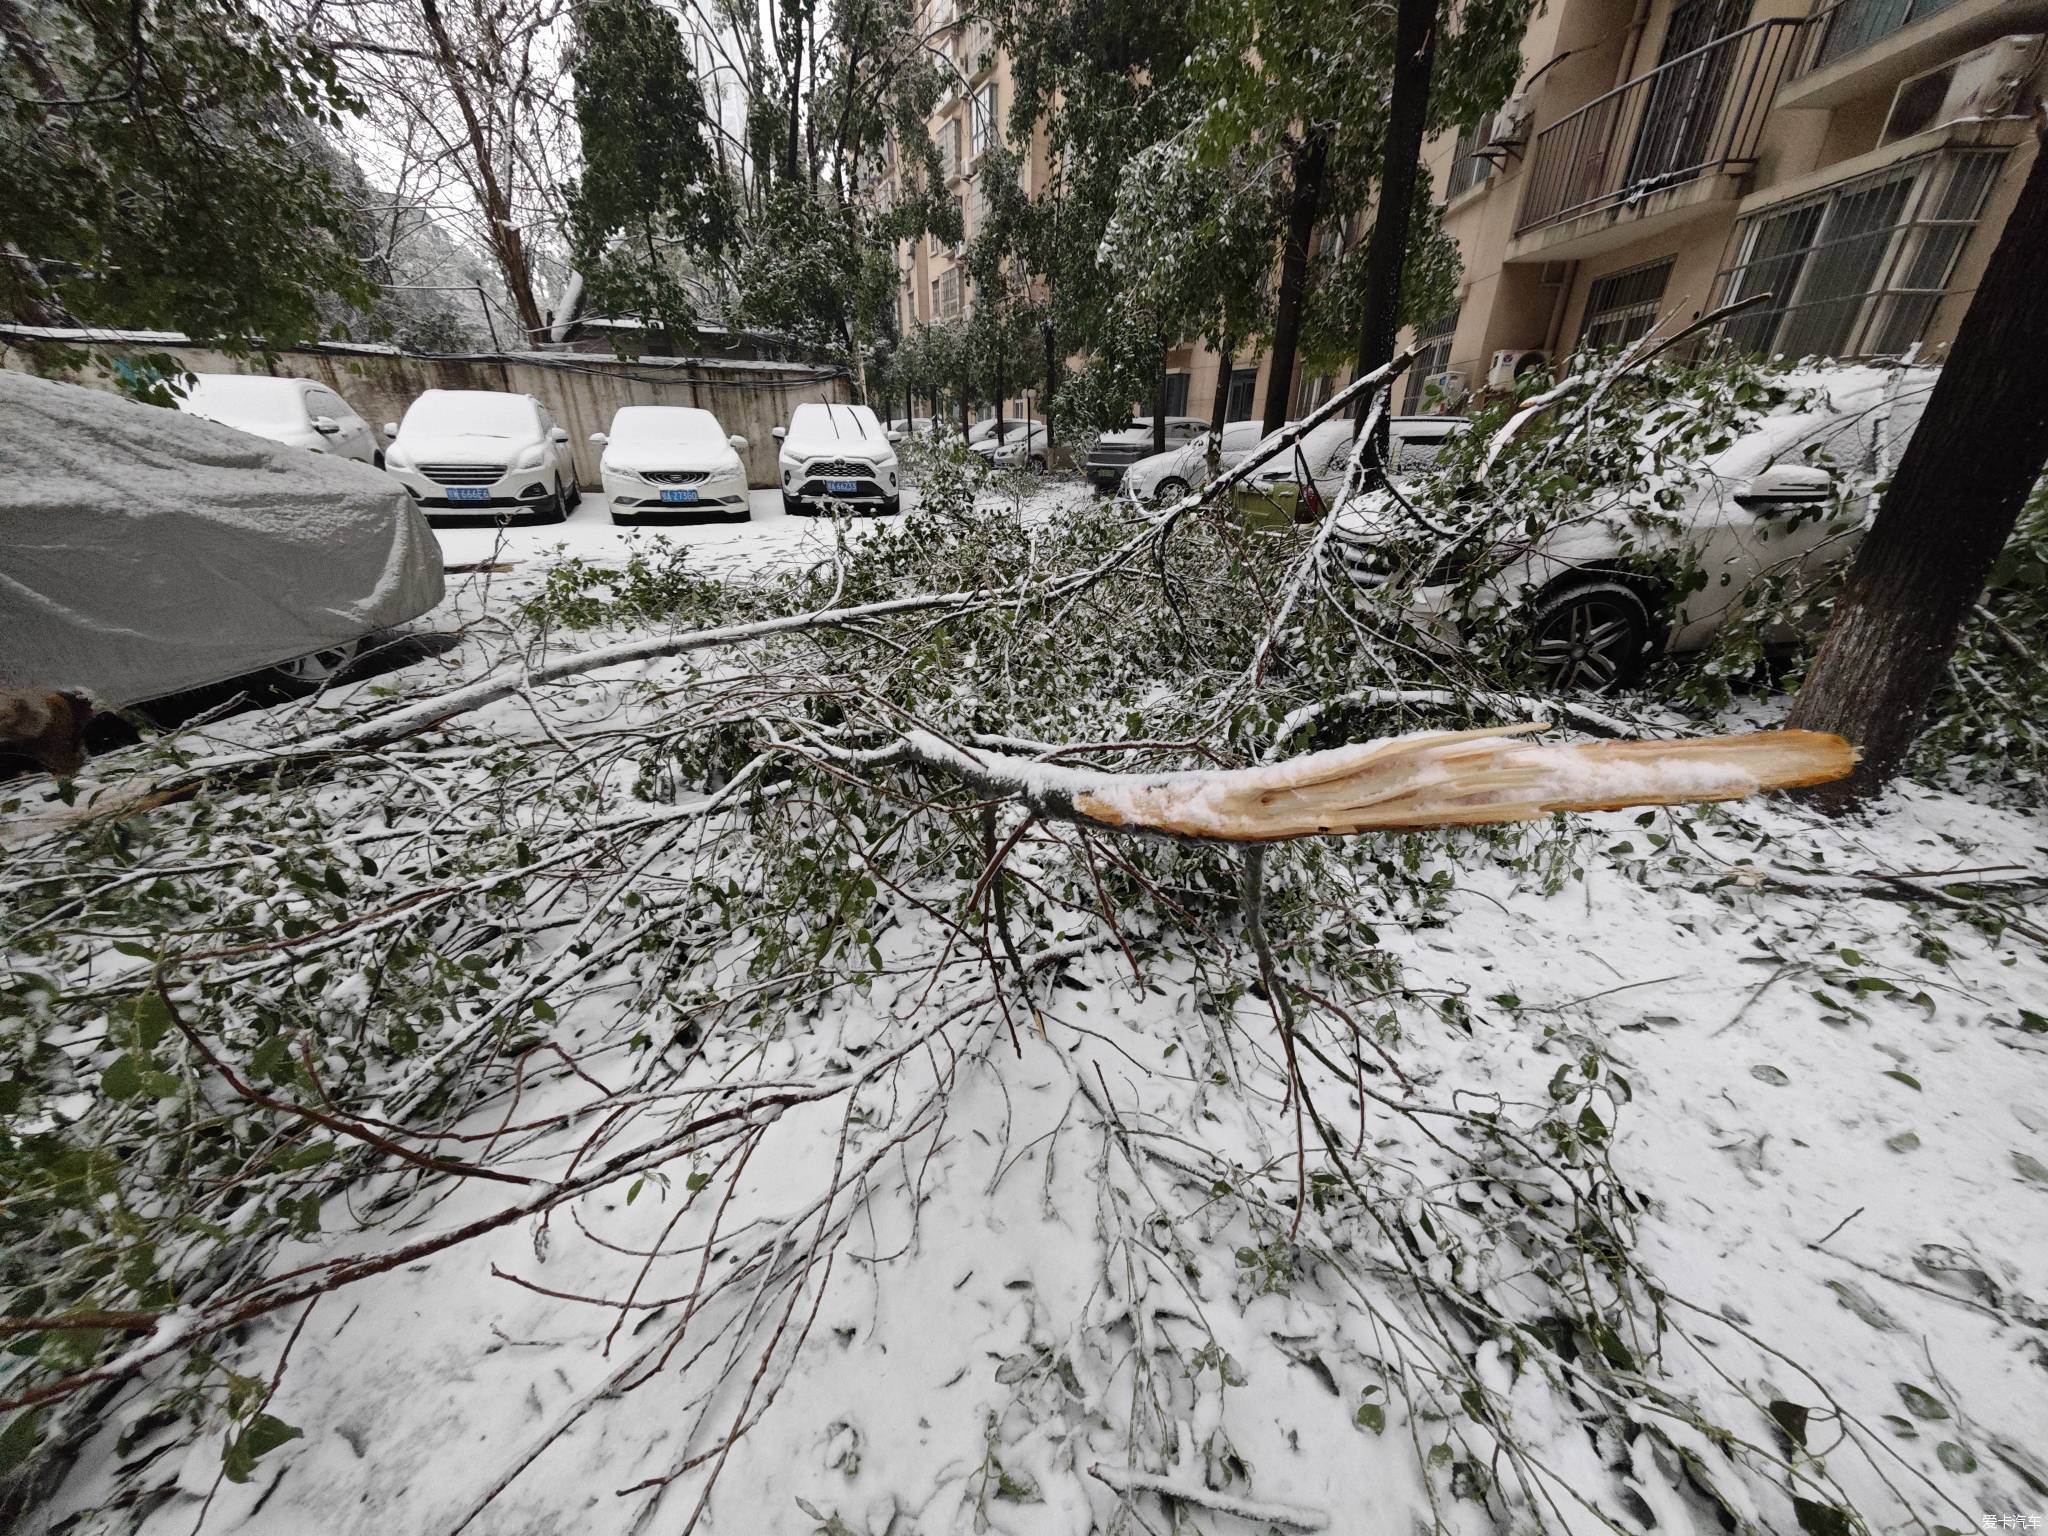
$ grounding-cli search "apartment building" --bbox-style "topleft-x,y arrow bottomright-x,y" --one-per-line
1403,0 -> 2044,411
881,0 -> 2039,431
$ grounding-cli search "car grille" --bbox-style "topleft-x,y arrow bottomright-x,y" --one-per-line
806,459 -> 872,480
417,463 -> 505,485
643,470 -> 709,485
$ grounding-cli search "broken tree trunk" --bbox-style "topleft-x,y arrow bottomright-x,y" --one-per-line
891,726 -> 1856,841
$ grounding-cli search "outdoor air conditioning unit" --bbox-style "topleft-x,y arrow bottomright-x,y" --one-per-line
1880,34 -> 2042,146
1423,370 -> 1469,408
1487,348 -> 1548,389
1486,94 -> 1532,149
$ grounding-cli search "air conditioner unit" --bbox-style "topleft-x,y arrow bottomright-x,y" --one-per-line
1423,370 -> 1469,407
1880,34 -> 2042,146
1486,94 -> 1532,148
1487,348 -> 1549,388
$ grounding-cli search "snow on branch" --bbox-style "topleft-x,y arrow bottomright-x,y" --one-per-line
892,725 -> 1856,842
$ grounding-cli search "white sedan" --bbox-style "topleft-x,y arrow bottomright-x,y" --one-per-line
969,420 -> 1048,470
1124,420 -> 1268,503
383,389 -> 580,523
592,406 -> 750,525
176,373 -> 381,465
1340,367 -> 1934,692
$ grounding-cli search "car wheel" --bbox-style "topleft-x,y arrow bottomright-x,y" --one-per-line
1153,476 -> 1190,505
543,478 -> 569,524
1028,454 -> 1047,473
270,639 -> 362,690
566,478 -> 583,509
1525,580 -> 1653,694
782,493 -> 803,517
884,496 -> 902,516
373,449 -> 386,471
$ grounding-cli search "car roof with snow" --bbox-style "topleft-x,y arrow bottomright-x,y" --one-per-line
179,373 -> 315,428
787,402 -> 887,447
399,389 -> 542,436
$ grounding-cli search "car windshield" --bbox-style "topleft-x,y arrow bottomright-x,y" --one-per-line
789,403 -> 878,442
607,407 -> 724,454
180,376 -> 306,431
402,392 -> 536,438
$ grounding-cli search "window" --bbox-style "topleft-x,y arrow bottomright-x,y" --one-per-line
1577,258 -> 1674,354
1295,374 -> 1333,416
1402,312 -> 1458,413
936,267 -> 962,320
1719,147 -> 2004,360
970,83 -> 997,161
1225,370 -> 1257,422
1445,122 -> 1493,200
1160,373 -> 1191,417
1812,0 -> 1968,72
937,118 -> 962,179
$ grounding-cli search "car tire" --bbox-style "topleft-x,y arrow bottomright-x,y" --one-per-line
543,478 -> 569,524
1153,476 -> 1190,505
373,450 -> 385,471
269,638 -> 362,691
884,496 -> 902,516
1028,454 -> 1047,473
1525,579 -> 1654,694
783,493 -> 803,517
566,478 -> 583,509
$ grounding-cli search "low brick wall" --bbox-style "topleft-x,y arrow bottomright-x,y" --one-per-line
0,331 -> 854,489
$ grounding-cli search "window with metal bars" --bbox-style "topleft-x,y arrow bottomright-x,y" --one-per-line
1160,373 -> 1191,417
1810,0 -> 1967,72
1226,370 -> 1258,422
1445,122 -> 1493,200
1578,258 -> 1675,354
936,267 -> 963,321
1717,147 -> 2005,359
1402,315 -> 1458,412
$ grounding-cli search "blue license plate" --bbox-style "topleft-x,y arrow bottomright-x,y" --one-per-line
659,488 -> 699,504
826,479 -> 860,494
446,486 -> 490,502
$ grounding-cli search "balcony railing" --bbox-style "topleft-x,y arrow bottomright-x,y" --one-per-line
1798,0 -> 1967,73
1516,17 -> 1808,237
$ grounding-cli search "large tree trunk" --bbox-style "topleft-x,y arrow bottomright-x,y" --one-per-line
1351,0 -> 1439,475
1152,334 -> 1168,456
1262,127 -> 1329,437
1043,316 -> 1058,457
1786,130 -> 2048,808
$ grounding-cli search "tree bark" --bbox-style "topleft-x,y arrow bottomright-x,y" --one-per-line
417,0 -> 544,342
1351,0 -> 1440,478
1207,342 -> 1235,477
1786,124 -> 2048,808
1043,316 -> 1058,456
1152,332 -> 1167,456
1262,127 -> 1329,437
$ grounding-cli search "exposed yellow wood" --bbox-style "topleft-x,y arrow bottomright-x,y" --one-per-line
1070,728 -> 1857,842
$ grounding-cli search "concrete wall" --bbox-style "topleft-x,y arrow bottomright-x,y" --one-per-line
0,334 -> 854,488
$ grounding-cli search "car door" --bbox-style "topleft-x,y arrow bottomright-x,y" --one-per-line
310,387 -> 373,463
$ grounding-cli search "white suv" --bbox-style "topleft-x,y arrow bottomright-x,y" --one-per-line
383,389 -> 579,522
177,374 -> 381,466
774,403 -> 903,515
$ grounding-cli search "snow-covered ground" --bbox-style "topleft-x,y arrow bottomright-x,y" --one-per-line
14,481 -> 2048,1536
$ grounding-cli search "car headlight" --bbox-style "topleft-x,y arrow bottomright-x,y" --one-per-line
515,444 -> 546,470
385,446 -> 413,470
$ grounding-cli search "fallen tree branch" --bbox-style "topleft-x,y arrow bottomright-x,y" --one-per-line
888,725 -> 1856,841
1088,1461 -> 1329,1531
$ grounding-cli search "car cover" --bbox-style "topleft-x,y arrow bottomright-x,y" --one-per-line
0,369 -> 445,706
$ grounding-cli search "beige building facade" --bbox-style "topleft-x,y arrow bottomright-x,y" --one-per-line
1405,0 -> 2045,413
878,0 -> 2043,429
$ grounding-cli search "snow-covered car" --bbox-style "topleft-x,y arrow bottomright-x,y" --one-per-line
382,389 -> 579,523
888,416 -> 936,439
1242,415 -> 1470,507
1335,368 -> 1935,693
1124,420 -> 1268,503
969,420 -> 1048,471
1083,415 -> 1211,493
774,402 -> 903,516
0,369 -> 443,703
176,373 -> 382,466
591,406 -> 750,525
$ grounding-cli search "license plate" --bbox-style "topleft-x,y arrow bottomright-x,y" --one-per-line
446,486 -> 489,502
659,488 -> 699,504
826,479 -> 860,494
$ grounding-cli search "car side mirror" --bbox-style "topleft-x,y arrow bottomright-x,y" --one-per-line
589,431 -> 609,445
887,430 -> 904,444
772,426 -> 787,441
550,427 -> 569,443
1735,463 -> 1833,511
383,422 -> 399,439
728,434 -> 748,450
312,415 -> 341,435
